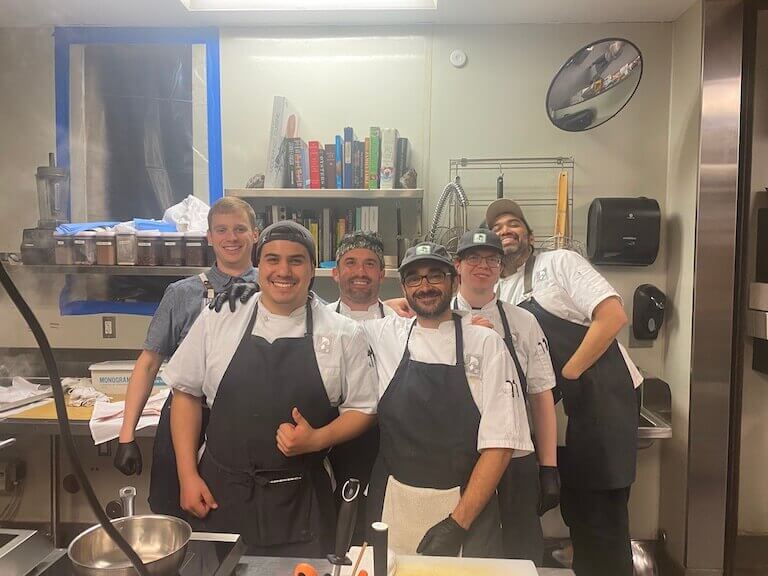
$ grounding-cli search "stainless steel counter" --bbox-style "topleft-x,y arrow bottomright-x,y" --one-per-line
232,556 -> 574,576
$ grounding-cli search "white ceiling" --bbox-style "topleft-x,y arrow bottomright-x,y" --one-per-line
1,0 -> 698,27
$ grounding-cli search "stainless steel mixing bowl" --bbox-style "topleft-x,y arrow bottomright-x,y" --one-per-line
67,515 -> 192,576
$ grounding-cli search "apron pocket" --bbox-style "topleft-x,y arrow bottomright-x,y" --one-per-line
559,377 -> 582,415
253,469 -> 314,547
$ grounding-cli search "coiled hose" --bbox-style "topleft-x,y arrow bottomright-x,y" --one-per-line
428,177 -> 469,242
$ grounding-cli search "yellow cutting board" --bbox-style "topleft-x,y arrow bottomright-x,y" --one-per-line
9,395 -> 126,421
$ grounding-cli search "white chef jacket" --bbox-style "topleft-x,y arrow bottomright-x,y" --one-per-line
361,312 -> 534,456
497,249 -> 643,388
452,292 -> 556,395
327,299 -> 397,321
163,293 -> 378,415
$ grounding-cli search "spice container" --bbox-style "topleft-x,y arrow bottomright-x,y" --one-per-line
95,230 -> 117,266
184,231 -> 208,267
72,231 -> 97,265
162,232 -> 184,266
54,232 -> 73,265
116,231 -> 136,265
136,230 -> 162,266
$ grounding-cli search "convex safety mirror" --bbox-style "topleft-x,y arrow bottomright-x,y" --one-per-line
546,38 -> 643,132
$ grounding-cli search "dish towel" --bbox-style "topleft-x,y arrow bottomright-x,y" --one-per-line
89,388 -> 170,445
62,378 -> 110,407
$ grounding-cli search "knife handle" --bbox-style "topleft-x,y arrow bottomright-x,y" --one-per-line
327,479 -> 361,566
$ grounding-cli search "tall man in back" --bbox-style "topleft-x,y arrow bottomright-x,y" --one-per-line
487,199 -> 642,576
113,197 -> 259,517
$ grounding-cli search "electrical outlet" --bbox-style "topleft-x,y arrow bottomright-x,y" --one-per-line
102,316 -> 116,339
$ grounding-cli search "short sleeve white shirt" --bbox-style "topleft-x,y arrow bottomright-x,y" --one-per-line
453,293 -> 556,395
163,293 -> 378,415
361,313 -> 534,456
497,249 -> 643,388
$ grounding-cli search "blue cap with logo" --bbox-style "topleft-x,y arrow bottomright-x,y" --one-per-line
398,241 -> 456,275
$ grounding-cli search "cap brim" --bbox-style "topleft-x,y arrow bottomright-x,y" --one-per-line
399,254 -> 457,274
457,242 -> 504,255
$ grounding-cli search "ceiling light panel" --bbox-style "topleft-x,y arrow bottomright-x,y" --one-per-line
181,0 -> 437,11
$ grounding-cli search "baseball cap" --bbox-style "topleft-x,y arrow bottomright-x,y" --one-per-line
256,220 -> 316,266
485,198 -> 531,232
399,242 -> 456,275
456,229 -> 504,256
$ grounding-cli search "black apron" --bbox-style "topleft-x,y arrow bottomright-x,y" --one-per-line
367,314 -> 502,557
148,273 -> 214,517
330,300 -> 383,545
517,253 -> 638,490
192,299 -> 339,556
453,297 -> 543,562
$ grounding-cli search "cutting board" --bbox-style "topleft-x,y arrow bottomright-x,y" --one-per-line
394,555 -> 538,576
9,394 -> 126,421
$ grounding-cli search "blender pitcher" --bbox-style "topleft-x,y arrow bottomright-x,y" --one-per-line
36,152 -> 69,228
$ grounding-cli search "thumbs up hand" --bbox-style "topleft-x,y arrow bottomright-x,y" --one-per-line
276,407 -> 320,457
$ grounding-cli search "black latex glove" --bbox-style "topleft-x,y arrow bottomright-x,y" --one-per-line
209,281 -> 259,313
416,515 -> 467,556
538,465 -> 561,516
114,440 -> 142,476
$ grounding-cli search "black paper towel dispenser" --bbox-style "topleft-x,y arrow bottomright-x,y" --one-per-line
587,197 -> 660,265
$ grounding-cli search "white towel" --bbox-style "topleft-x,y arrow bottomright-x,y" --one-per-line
381,475 -> 461,556
89,388 -> 170,445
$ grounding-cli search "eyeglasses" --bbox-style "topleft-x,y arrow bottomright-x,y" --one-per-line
463,254 -> 502,269
403,271 -> 453,288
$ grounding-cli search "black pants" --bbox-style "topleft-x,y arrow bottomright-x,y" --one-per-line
560,484 -> 633,576
498,453 -> 544,564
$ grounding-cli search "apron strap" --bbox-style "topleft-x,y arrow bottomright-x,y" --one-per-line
305,298 -> 314,336
523,251 -> 537,296
199,272 -> 215,302
496,300 -> 527,398
335,300 -> 341,314
453,313 -> 465,367
378,300 -> 385,318
451,296 -> 459,311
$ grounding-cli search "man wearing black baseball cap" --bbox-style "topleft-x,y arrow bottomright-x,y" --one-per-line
165,220 -> 378,556
361,241 -> 533,558
452,229 -> 559,564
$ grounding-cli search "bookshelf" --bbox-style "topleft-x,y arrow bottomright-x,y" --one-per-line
225,187 -> 423,270
227,188 -> 423,200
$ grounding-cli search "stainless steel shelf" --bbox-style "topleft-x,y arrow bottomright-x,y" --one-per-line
8,263 -> 401,279
226,188 -> 423,200
638,407 -> 672,440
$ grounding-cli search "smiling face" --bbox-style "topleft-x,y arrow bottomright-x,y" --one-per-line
456,247 -> 503,294
491,213 -> 533,259
257,240 -> 314,314
332,248 -> 384,308
207,210 -> 258,274
401,263 -> 457,319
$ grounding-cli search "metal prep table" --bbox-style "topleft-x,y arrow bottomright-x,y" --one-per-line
0,395 -> 157,548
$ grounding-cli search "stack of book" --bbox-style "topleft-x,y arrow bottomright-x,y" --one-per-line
257,205 -> 380,263
280,128 -> 410,190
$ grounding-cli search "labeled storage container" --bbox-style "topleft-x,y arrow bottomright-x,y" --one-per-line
54,232 -> 73,265
72,231 -> 97,265
162,231 -> 184,266
184,231 -> 207,267
116,231 -> 137,265
95,230 -> 117,266
136,230 -> 162,266
89,360 -> 166,395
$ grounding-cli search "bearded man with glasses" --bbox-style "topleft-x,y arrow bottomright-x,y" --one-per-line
360,242 -> 533,558
452,229 -> 559,565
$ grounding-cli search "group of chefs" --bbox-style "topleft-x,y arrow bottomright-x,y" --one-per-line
112,195 -> 640,576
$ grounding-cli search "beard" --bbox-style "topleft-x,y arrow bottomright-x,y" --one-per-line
341,276 -> 376,304
406,286 -> 452,318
